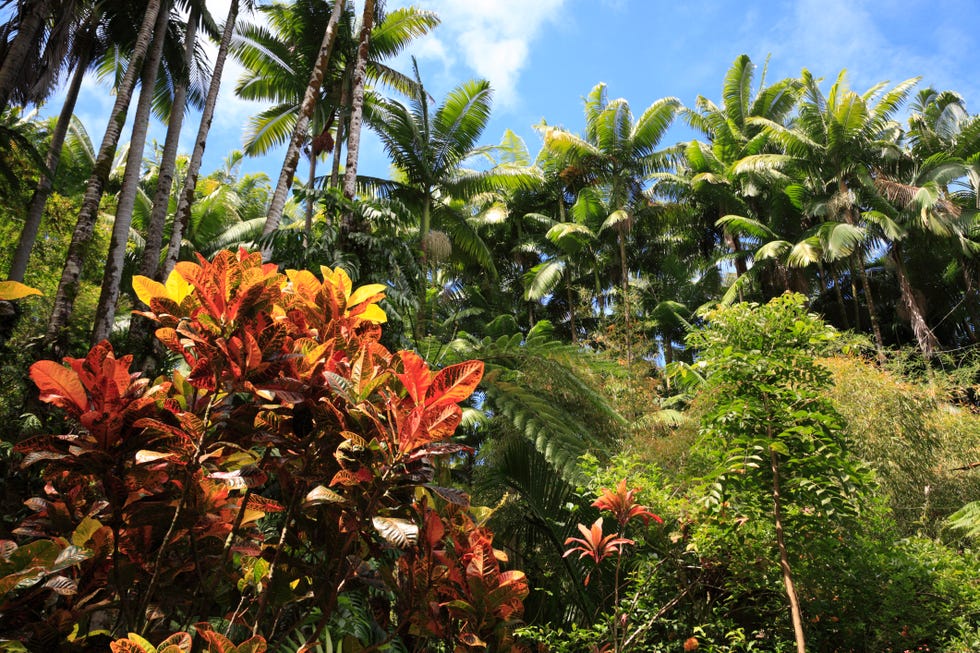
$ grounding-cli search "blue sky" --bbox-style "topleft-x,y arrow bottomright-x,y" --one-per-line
54,0 -> 980,187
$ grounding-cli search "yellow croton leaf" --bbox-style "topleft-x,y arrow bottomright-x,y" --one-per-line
348,283 -> 386,307
285,269 -> 322,298
358,303 -> 387,324
319,266 -> 387,323
132,270 -> 193,306
320,266 -> 353,297
132,276 -> 167,306
0,280 -> 42,300
164,269 -> 193,303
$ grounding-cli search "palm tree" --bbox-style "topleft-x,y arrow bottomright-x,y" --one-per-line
664,55 -> 803,297
739,69 -> 918,359
544,83 -> 681,364
258,0 -> 345,241
364,65 -> 539,342
235,0 -> 437,239
44,0 -> 163,353
340,0 -> 376,216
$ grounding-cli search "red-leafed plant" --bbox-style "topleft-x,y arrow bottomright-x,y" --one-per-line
397,500 -> 530,652
3,249 -> 525,651
565,480 -> 662,653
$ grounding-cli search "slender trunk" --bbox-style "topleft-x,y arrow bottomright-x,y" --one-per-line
304,150 -> 316,240
162,0 -> 239,279
822,263 -> 849,330
617,225 -> 631,367
329,80 -> 350,189
960,262 -> 980,343
852,249 -> 885,362
263,0 -> 344,242
92,1 -> 171,345
44,0 -> 163,353
8,48 -> 89,282
566,273 -> 577,344
771,447 -> 807,653
0,0 -> 52,111
892,242 -> 939,358
140,11 -> 197,281
340,0 -> 376,230
128,12 -> 196,361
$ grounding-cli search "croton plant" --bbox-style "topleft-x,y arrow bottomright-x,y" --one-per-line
1,249 -> 528,652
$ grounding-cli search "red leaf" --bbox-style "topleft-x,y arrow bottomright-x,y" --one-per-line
424,360 -> 483,409
396,350 -> 431,404
30,360 -> 87,414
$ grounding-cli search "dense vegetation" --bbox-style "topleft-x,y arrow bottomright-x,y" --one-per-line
4,2 -> 980,651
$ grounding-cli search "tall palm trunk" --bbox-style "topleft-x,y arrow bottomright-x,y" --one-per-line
892,242 -> 939,358
92,1 -> 171,345
127,9 -> 197,358
8,46 -> 89,282
329,79 -> 350,189
44,0 -> 163,353
304,150 -> 317,238
617,224 -> 632,367
162,0 -> 239,279
0,0 -> 52,111
851,248 -> 885,362
139,10 -> 197,281
262,0 -> 344,243
340,0 -> 375,230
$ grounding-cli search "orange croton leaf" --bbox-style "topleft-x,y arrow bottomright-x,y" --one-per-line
30,360 -> 88,415
425,360 -> 483,409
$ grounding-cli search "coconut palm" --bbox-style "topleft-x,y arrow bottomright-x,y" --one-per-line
161,0 -> 245,280
543,83 -> 681,364
738,69 -> 919,359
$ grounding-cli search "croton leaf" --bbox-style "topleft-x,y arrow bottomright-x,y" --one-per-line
425,360 -> 483,409
0,280 -> 41,300
29,360 -> 88,414
372,516 -> 419,548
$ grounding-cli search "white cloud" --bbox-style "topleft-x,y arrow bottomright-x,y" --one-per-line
390,0 -> 567,109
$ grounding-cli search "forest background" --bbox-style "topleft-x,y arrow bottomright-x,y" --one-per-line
6,1 -> 980,652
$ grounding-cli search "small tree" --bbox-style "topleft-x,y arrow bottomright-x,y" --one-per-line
685,294 -> 866,653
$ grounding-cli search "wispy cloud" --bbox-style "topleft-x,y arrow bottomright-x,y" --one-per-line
392,0 -> 568,110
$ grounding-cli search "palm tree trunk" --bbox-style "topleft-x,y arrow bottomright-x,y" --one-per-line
8,47 -> 89,282
92,1 -> 170,345
617,225 -> 632,367
162,0 -> 239,280
566,274 -> 577,344
329,79 -> 350,189
139,10 -> 197,281
852,249 -> 885,362
960,262 -> 980,343
304,150 -> 317,240
0,0 -> 52,111
892,243 -> 939,358
127,9 -> 196,359
821,263 -> 849,330
262,0 -> 344,243
44,0 -> 163,353
771,447 -> 807,653
340,0 -> 376,230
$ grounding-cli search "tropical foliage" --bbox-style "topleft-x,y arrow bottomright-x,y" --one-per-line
6,3 -> 980,649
